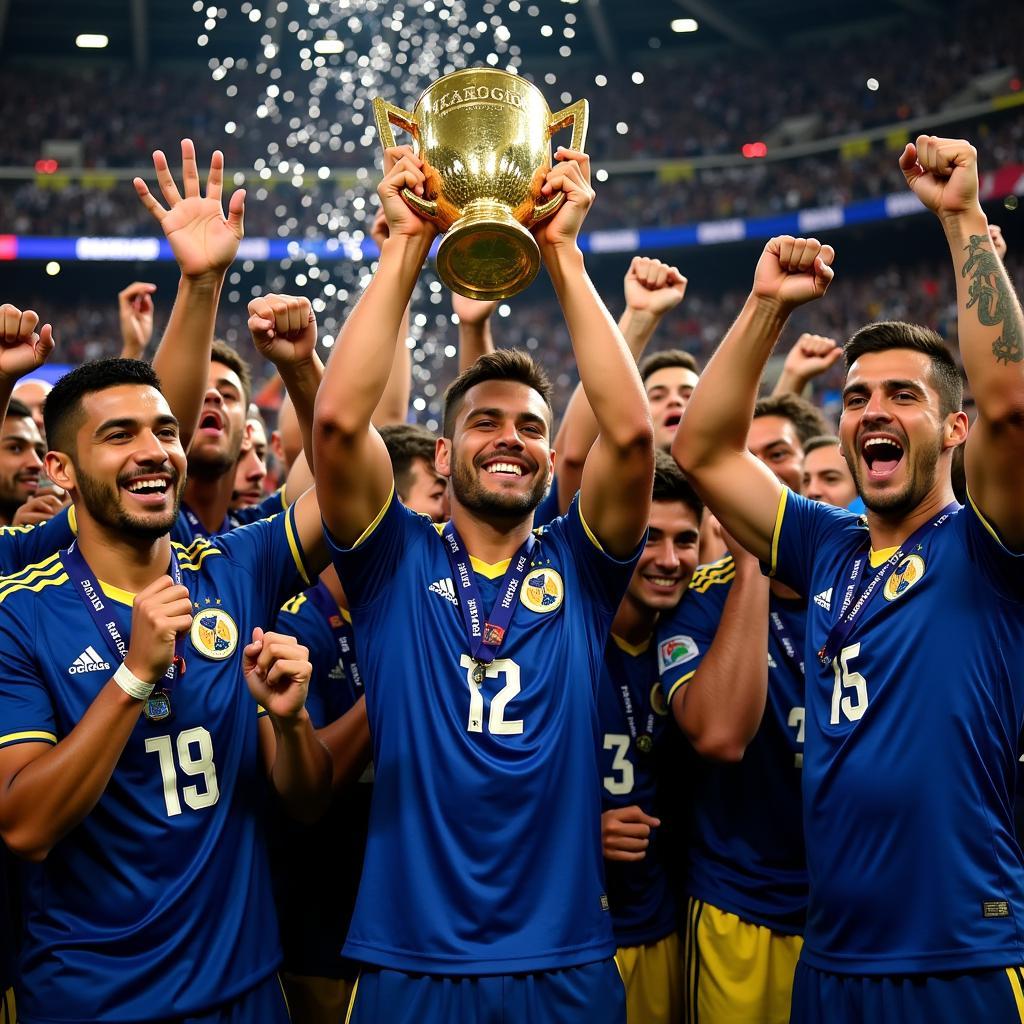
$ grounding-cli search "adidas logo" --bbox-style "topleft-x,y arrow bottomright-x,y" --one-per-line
428,577 -> 458,605
813,588 -> 833,612
329,659 -> 346,681
69,646 -> 112,675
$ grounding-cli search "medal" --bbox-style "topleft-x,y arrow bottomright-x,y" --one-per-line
472,662 -> 486,685
145,690 -> 172,722
636,733 -> 653,754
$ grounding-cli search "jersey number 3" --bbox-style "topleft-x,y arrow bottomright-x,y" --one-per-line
460,655 -> 523,735
145,727 -> 220,817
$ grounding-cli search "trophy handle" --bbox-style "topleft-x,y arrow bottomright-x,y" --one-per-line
372,97 -> 438,218
531,99 -> 591,223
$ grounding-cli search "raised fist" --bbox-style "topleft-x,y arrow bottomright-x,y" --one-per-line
377,146 -> 436,243
899,135 -> 980,220
0,304 -> 56,383
118,282 -> 156,358
247,294 -> 317,367
752,236 -> 835,311
624,256 -> 687,318
243,627 -> 312,723
532,147 -> 595,252
779,333 -> 843,390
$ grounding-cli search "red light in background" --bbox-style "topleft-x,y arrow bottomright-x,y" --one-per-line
1010,77 -> 1021,92
0,236 -> 16,260
34,159 -> 59,174
741,142 -> 768,159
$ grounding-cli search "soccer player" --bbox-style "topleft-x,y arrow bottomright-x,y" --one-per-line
0,355 -> 333,1023
231,410 -> 270,511
0,400 -> 44,527
379,423 -> 448,524
674,135 -> 1024,1021
313,144 -> 653,1022
657,395 -> 826,1024
598,450 -> 701,1024
802,435 -> 858,508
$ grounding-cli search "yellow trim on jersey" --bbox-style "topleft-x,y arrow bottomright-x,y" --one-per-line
578,503 -> 607,553
1006,967 -> 1024,1021
352,485 -> 395,549
278,483 -> 290,509
611,632 -> 652,656
768,488 -> 788,578
99,580 -> 135,606
69,504 -> 78,534
689,567 -> 736,594
967,488 -> 1021,554
690,554 -> 734,583
0,570 -> 69,605
340,605 -> 352,624
176,547 -> 222,572
469,554 -> 512,579
0,729 -> 57,747
2,983 -> 15,1024
0,551 -> 63,592
666,670 -> 696,705
868,545 -> 898,568
280,592 -> 308,615
343,975 -> 360,1024
284,505 -> 311,585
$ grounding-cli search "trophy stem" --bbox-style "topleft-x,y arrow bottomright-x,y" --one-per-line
435,200 -> 541,302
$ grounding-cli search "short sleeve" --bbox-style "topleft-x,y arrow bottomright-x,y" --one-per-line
963,492 -> 1024,602
0,607 -> 56,750
233,487 -> 287,526
324,488 -> 426,610
0,505 -> 76,577
764,488 -> 861,596
205,504 -> 311,621
656,562 -> 731,707
549,495 -> 644,614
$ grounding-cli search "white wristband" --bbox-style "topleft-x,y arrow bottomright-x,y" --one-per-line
113,662 -> 155,702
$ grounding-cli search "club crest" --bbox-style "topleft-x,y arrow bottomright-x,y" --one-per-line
190,608 -> 239,660
520,567 -> 563,614
883,554 -> 925,602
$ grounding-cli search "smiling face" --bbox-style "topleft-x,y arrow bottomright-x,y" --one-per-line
747,414 -> 805,493
46,384 -> 186,540
187,360 -> 247,480
840,349 -> 967,517
803,443 -> 858,508
436,378 -> 554,521
645,365 -> 700,451
624,499 -> 701,613
0,414 -> 44,519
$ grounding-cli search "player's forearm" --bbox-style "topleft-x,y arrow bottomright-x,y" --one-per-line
316,235 -> 429,439
0,376 -> 16,426
545,247 -> 651,451
457,318 -> 495,372
152,275 -> 225,450
0,682 -> 143,861
268,709 -> 332,823
942,209 -> 1024,424
371,304 -> 412,428
277,356 -> 324,467
674,293 -> 789,474
772,366 -> 809,397
316,696 -> 372,791
619,307 -> 662,360
676,563 -> 770,762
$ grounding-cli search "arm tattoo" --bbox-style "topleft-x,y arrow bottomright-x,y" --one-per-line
962,234 -> 1022,364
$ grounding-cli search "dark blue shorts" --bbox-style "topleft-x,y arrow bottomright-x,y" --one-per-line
346,959 -> 626,1024
791,960 -> 1024,1024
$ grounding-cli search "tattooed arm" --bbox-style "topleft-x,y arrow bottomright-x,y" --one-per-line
900,135 -> 1024,548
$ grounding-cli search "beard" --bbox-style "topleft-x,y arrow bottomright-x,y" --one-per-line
76,463 -> 184,541
450,451 -> 550,520
847,432 -> 942,519
187,426 -> 244,482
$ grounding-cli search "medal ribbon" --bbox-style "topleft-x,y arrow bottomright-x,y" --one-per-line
612,658 -> 655,752
63,541 -> 186,706
306,581 -> 363,692
440,522 -> 536,667
769,605 -> 805,678
818,502 -> 958,665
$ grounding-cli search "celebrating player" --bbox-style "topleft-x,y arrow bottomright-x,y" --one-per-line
313,143 -> 654,1022
674,135 -> 1024,1021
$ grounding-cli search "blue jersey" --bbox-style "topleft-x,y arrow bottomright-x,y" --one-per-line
270,585 -> 369,979
657,556 -> 807,934
533,475 -> 562,528
597,635 -> 677,947
0,507 -> 312,1021
769,489 -> 1024,974
0,505 -> 76,576
233,486 -> 288,528
327,492 -> 641,974
169,488 -> 286,546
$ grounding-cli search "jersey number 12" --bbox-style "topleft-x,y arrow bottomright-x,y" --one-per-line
460,655 -> 523,735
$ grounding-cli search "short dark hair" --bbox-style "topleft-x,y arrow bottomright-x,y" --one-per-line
44,358 -> 163,455
652,449 -> 703,521
753,393 -> 830,447
4,398 -> 33,422
379,423 -> 438,499
638,349 -> 701,385
442,349 -> 553,438
211,339 -> 252,408
803,433 -> 841,455
844,321 -> 963,417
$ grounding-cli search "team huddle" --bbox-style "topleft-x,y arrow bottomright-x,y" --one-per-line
0,131 -> 1021,1024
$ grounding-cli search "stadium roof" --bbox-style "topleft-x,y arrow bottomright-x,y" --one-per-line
1,0 -> 950,70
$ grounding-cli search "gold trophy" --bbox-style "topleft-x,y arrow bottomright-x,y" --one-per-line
373,68 -> 588,300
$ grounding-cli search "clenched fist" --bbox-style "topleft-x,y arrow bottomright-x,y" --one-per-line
0,304 -> 56,383
124,576 -> 194,685
247,294 -> 317,367
242,628 -> 312,723
752,236 -> 835,312
624,257 -> 687,318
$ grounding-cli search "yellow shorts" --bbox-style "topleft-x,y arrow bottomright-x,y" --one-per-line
616,932 -> 682,1024
281,971 -> 354,1024
2,986 -> 16,1024
684,897 -> 803,1024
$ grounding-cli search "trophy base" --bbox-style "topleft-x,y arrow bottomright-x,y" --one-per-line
436,201 -> 541,302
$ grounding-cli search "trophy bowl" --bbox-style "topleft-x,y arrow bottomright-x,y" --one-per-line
373,68 -> 588,301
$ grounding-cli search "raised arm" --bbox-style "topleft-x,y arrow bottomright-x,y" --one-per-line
117,282 -> 157,360
556,256 -> 686,514
673,236 -> 835,562
772,332 -> 843,398
900,135 -> 1024,548
0,306 -> 56,422
535,149 -> 654,557
134,139 -> 244,450
453,293 -> 498,372
313,147 -> 436,546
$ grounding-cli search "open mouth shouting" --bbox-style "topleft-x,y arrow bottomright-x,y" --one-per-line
860,433 -> 906,484
120,472 -> 176,508
198,407 -> 225,437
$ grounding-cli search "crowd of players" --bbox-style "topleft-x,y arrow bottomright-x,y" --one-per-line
0,125 -> 1021,1024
